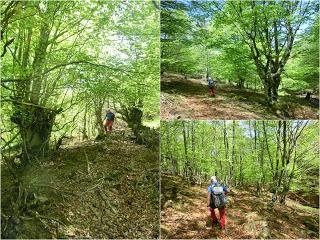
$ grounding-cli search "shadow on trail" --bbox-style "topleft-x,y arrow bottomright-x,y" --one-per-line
161,79 -> 207,97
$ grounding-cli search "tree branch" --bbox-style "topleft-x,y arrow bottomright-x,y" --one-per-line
43,60 -> 148,76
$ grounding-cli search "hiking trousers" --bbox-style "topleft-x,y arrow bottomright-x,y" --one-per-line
103,119 -> 113,132
210,207 -> 226,229
209,87 -> 215,97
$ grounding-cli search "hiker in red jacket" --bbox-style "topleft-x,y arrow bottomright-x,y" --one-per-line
207,176 -> 228,230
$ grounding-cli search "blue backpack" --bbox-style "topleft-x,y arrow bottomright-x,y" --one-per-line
208,79 -> 215,87
106,112 -> 115,121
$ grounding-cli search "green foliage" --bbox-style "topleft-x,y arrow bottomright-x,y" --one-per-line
1,0 -> 160,150
284,15 -> 319,92
161,0 -> 319,95
161,120 -> 319,197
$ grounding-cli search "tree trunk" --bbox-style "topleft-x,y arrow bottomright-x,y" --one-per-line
223,121 -> 230,185
118,100 -> 149,144
82,104 -> 88,140
166,122 -> 176,175
30,4 -> 51,104
94,98 -> 105,136
190,121 -> 196,182
239,155 -> 244,186
182,121 -> 189,178
173,126 -> 179,175
237,76 -> 245,89
262,76 -> 273,104
231,120 -> 236,185
271,75 -> 281,101
11,104 -> 58,161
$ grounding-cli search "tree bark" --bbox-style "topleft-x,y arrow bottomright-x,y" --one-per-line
11,103 -> 59,161
94,97 -> 105,136
231,120 -> 236,185
182,121 -> 189,178
223,121 -> 230,184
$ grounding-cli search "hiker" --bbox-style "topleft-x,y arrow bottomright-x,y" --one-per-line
103,110 -> 115,133
207,176 -> 228,230
207,76 -> 216,97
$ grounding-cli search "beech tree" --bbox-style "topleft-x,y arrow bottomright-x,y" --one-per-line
1,1 -> 159,160
161,120 -> 318,205
161,0 -> 318,102
215,0 -> 315,103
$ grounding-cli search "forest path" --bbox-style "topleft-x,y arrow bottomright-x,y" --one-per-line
161,174 -> 319,239
161,74 -> 319,120
1,134 -> 159,239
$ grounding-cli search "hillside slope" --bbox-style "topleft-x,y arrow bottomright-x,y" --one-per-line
161,174 -> 319,239
1,135 -> 159,239
161,74 -> 319,120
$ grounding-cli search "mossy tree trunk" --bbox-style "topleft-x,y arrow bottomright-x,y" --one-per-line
11,102 -> 59,161
118,101 -> 144,142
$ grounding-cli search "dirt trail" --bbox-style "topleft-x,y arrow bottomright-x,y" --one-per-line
1,135 -> 159,239
161,174 -> 319,239
161,74 -> 319,120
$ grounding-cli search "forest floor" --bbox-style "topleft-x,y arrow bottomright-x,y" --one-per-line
161,74 -> 319,120
1,132 -> 159,239
161,174 -> 319,239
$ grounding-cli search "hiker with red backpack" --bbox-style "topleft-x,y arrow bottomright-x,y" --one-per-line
207,176 -> 228,230
207,76 -> 216,97
103,110 -> 115,133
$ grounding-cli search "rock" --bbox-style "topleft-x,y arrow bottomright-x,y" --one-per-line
243,212 -> 271,239
65,225 -> 77,237
257,222 -> 271,239
164,200 -> 173,209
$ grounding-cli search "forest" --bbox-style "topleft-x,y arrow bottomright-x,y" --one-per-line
1,1 -> 159,238
161,120 -> 319,239
161,0 -> 319,119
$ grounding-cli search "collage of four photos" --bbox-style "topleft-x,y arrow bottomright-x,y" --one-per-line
1,0 -> 319,239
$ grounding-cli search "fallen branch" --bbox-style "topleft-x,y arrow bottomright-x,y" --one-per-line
97,187 -> 117,214
32,184 -> 79,197
289,192 -> 313,206
88,205 -> 102,222
82,177 -> 106,194
37,214 -> 66,226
